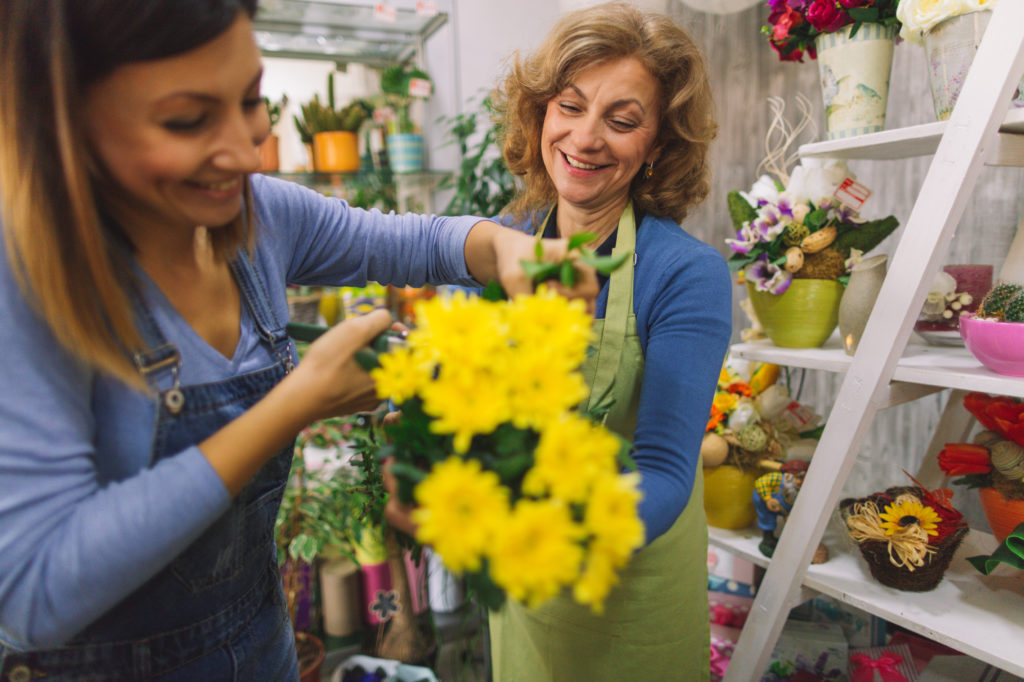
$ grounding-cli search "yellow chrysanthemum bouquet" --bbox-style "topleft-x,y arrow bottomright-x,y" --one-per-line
368,286 -> 645,612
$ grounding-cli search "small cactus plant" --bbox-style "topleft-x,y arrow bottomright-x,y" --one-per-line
978,283 -> 1024,319
782,223 -> 809,247
1003,291 -> 1024,322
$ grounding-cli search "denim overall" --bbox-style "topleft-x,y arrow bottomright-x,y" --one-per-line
490,203 -> 710,681
0,252 -> 300,681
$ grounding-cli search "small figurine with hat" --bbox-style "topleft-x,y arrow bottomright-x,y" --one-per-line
752,460 -> 815,559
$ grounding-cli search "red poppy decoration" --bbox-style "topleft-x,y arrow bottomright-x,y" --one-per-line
937,443 -> 994,476
963,392 -> 1024,448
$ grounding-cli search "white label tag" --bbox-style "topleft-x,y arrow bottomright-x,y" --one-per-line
780,401 -> 816,431
833,177 -> 871,212
374,3 -> 397,22
416,1 -> 438,16
408,77 -> 433,98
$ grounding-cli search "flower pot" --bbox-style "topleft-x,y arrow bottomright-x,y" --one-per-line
839,254 -> 887,356
978,486 -> 1024,544
386,133 -> 424,174
319,557 -> 362,638
703,464 -> 759,530
814,23 -> 897,139
923,11 -> 991,121
746,279 -> 844,348
312,131 -> 360,172
296,631 -> 326,682
258,133 -> 280,172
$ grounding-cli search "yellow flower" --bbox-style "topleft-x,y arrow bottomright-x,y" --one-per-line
879,497 -> 941,537
420,364 -> 512,452
411,292 -> 507,367
488,499 -> 584,608
370,347 -> 433,403
505,285 -> 592,365
523,414 -> 621,503
583,472 -> 645,562
504,350 -> 590,430
712,391 -> 739,415
573,540 -> 621,613
412,458 -> 510,573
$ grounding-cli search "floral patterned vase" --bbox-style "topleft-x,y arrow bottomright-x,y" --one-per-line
747,279 -> 844,348
814,23 -> 897,140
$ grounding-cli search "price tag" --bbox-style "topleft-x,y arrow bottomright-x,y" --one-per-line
374,3 -> 397,22
833,177 -> 871,212
781,401 -> 816,431
408,77 -> 433,98
373,106 -> 395,124
416,1 -> 438,16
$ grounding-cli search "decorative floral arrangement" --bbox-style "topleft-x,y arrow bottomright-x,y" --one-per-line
897,0 -> 998,44
369,287 -> 644,612
840,482 -> 968,591
725,97 -> 900,295
937,392 -> 1024,500
701,357 -> 823,472
764,0 -> 901,62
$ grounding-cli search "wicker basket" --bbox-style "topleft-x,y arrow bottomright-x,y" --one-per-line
839,486 -> 969,592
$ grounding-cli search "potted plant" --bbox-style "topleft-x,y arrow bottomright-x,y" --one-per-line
259,95 -> 288,172
763,0 -> 902,139
725,96 -> 899,348
438,94 -> 518,217
379,64 -> 433,173
295,72 -> 371,172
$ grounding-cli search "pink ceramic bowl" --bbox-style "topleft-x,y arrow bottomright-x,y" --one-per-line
960,313 -> 1024,376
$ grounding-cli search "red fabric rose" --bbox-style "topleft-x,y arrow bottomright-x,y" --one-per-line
806,0 -> 853,32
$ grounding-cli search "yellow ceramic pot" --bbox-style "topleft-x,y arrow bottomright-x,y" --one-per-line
703,464 -> 760,530
312,131 -> 360,172
746,279 -> 844,348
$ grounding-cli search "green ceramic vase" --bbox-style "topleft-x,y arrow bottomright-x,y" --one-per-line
747,279 -> 844,348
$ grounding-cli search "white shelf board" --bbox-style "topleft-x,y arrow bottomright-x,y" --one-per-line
799,107 -> 1024,161
709,524 -> 1024,676
730,335 -> 1024,398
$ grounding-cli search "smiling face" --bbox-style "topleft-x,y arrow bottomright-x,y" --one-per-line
83,12 -> 268,240
541,57 -> 662,215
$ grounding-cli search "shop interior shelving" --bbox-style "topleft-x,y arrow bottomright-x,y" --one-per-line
253,0 -> 448,66
721,5 -> 1024,680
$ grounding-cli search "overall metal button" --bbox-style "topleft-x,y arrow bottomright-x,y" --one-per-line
8,664 -> 31,682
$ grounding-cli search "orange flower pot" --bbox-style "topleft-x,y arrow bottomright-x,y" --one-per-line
258,133 -> 280,172
978,486 -> 1024,543
312,131 -> 360,172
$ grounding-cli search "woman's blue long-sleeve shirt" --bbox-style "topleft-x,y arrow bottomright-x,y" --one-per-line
0,175 -> 481,650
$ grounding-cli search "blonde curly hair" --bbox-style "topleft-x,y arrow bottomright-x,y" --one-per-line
492,2 -> 717,225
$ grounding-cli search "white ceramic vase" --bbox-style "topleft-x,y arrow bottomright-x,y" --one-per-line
814,23 -> 897,140
839,254 -> 888,356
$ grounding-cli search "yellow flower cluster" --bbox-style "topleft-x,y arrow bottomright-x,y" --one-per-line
373,287 -> 592,451
374,287 -> 644,612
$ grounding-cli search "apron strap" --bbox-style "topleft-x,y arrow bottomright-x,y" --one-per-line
585,203 -> 636,415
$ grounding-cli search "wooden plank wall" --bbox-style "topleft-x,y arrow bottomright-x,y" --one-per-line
667,3 -> 1024,508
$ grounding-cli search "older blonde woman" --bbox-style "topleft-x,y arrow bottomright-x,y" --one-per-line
487,4 -> 731,679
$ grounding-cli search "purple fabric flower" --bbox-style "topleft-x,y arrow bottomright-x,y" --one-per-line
748,257 -> 793,294
726,222 -> 761,254
753,204 -> 786,241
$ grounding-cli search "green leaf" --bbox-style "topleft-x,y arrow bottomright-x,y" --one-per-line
847,8 -> 879,23
464,566 -> 506,610
490,453 -> 534,481
520,260 -> 560,282
580,251 -> 630,275
534,240 -> 544,261
354,348 -> 380,371
832,216 -> 900,256
481,280 -> 506,301
559,260 -> 577,287
567,231 -> 597,251
727,191 -> 758,230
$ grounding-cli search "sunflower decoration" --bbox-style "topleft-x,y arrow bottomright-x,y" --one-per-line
840,482 -> 968,592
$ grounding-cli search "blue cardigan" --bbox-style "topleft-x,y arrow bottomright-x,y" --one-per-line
528,211 -> 732,544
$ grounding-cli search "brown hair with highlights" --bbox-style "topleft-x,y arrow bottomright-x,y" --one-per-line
493,1 -> 717,224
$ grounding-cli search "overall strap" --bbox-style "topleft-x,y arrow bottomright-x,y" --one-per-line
585,202 -> 637,415
229,250 -> 294,372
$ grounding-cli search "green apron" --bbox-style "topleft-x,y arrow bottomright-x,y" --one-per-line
490,204 -> 710,681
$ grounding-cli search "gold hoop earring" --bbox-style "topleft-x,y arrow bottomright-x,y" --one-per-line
644,162 -> 654,179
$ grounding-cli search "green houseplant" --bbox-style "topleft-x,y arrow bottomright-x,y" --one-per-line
379,64 -> 433,173
438,94 -> 517,218
295,72 -> 371,172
